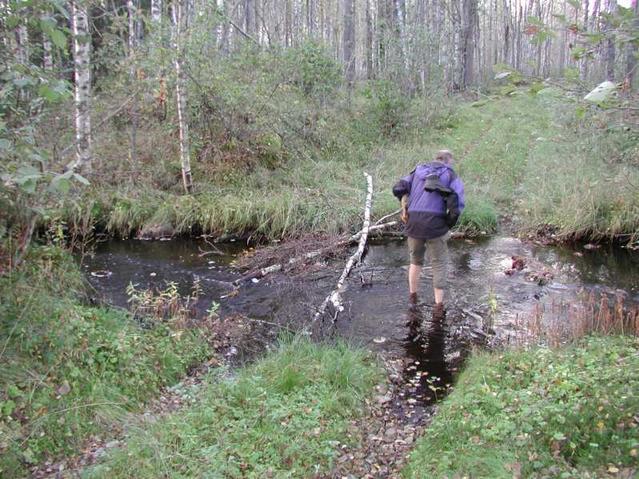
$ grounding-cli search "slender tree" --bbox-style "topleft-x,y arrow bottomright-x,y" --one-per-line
624,0 -> 638,90
605,0 -> 617,80
172,0 -> 194,193
152,0 -> 163,23
42,13 -> 54,70
343,0 -> 355,84
71,0 -> 92,172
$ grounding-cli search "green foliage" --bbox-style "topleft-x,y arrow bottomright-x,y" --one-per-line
284,41 -> 342,98
85,339 -> 382,478
365,80 -> 410,136
0,247 -> 210,477
403,336 -> 639,478
457,197 -> 498,235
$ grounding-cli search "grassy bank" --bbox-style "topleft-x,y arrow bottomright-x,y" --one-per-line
403,335 -> 639,478
55,83 -> 638,244
0,247 -> 210,477
84,339 -> 382,478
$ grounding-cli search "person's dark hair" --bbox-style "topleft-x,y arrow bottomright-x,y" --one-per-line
435,150 -> 454,164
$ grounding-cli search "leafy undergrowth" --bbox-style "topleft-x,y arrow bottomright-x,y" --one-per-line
0,246 -> 210,478
403,336 -> 639,478
84,339 -> 382,478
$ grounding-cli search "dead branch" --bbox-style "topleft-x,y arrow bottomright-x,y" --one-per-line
233,220 -> 398,286
373,209 -> 400,226
313,172 -> 373,324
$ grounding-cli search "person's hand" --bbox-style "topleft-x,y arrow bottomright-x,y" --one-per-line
401,195 -> 409,224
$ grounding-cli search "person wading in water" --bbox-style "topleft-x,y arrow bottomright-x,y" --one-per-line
392,150 -> 465,310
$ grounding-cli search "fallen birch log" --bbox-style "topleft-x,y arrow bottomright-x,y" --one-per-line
313,172 -> 373,323
232,220 -> 398,286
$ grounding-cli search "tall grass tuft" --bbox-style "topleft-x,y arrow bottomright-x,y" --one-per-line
524,291 -> 639,347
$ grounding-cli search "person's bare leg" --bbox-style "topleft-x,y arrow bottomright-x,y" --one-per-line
434,287 -> 444,304
409,264 -> 421,294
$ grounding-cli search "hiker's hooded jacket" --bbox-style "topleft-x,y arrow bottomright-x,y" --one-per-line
392,161 -> 465,240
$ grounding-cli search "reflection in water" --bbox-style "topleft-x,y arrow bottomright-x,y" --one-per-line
403,305 -> 454,405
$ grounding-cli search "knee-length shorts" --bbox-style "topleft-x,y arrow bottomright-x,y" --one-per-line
407,232 -> 450,290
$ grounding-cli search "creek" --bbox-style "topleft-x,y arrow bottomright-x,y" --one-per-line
82,236 -> 639,418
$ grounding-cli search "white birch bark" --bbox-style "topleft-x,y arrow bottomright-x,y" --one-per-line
71,0 -> 92,172
172,0 -> 194,193
17,24 -> 29,64
605,0 -> 617,81
313,173 -> 373,324
128,0 -> 138,165
42,16 -> 54,70
152,0 -> 163,23
127,0 -> 137,56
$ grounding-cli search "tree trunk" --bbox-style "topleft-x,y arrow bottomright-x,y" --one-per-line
451,0 -> 462,89
558,0 -> 566,74
244,0 -> 254,35
15,21 -> 28,65
71,0 -> 92,172
172,0 -> 194,194
503,0 -> 510,67
393,0 -> 407,75
343,0 -> 355,84
624,0 -> 638,90
152,0 -> 162,23
460,0 -> 477,88
605,0 -> 617,81
128,0 -> 138,166
377,0 -> 388,74
307,0 -> 315,35
581,0 -> 589,80
41,14 -> 54,70
365,0 -> 373,79
285,0 -> 292,47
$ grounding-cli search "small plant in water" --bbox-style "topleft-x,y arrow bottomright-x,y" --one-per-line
126,278 -> 203,324
483,289 -> 498,333
206,300 -> 220,320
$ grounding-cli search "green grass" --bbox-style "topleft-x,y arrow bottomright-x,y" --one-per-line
85,338 -> 382,478
0,246 -> 210,477
403,336 -> 639,478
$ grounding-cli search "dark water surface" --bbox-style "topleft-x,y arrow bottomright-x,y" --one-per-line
82,236 -> 639,410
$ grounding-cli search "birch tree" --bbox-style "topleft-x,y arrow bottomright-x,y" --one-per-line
605,0 -> 617,80
342,0 -> 355,84
172,0 -> 194,193
42,13 -> 54,70
127,0 -> 139,165
152,0 -> 163,23
71,0 -> 92,172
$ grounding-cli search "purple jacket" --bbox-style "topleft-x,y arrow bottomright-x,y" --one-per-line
392,161 -> 465,239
